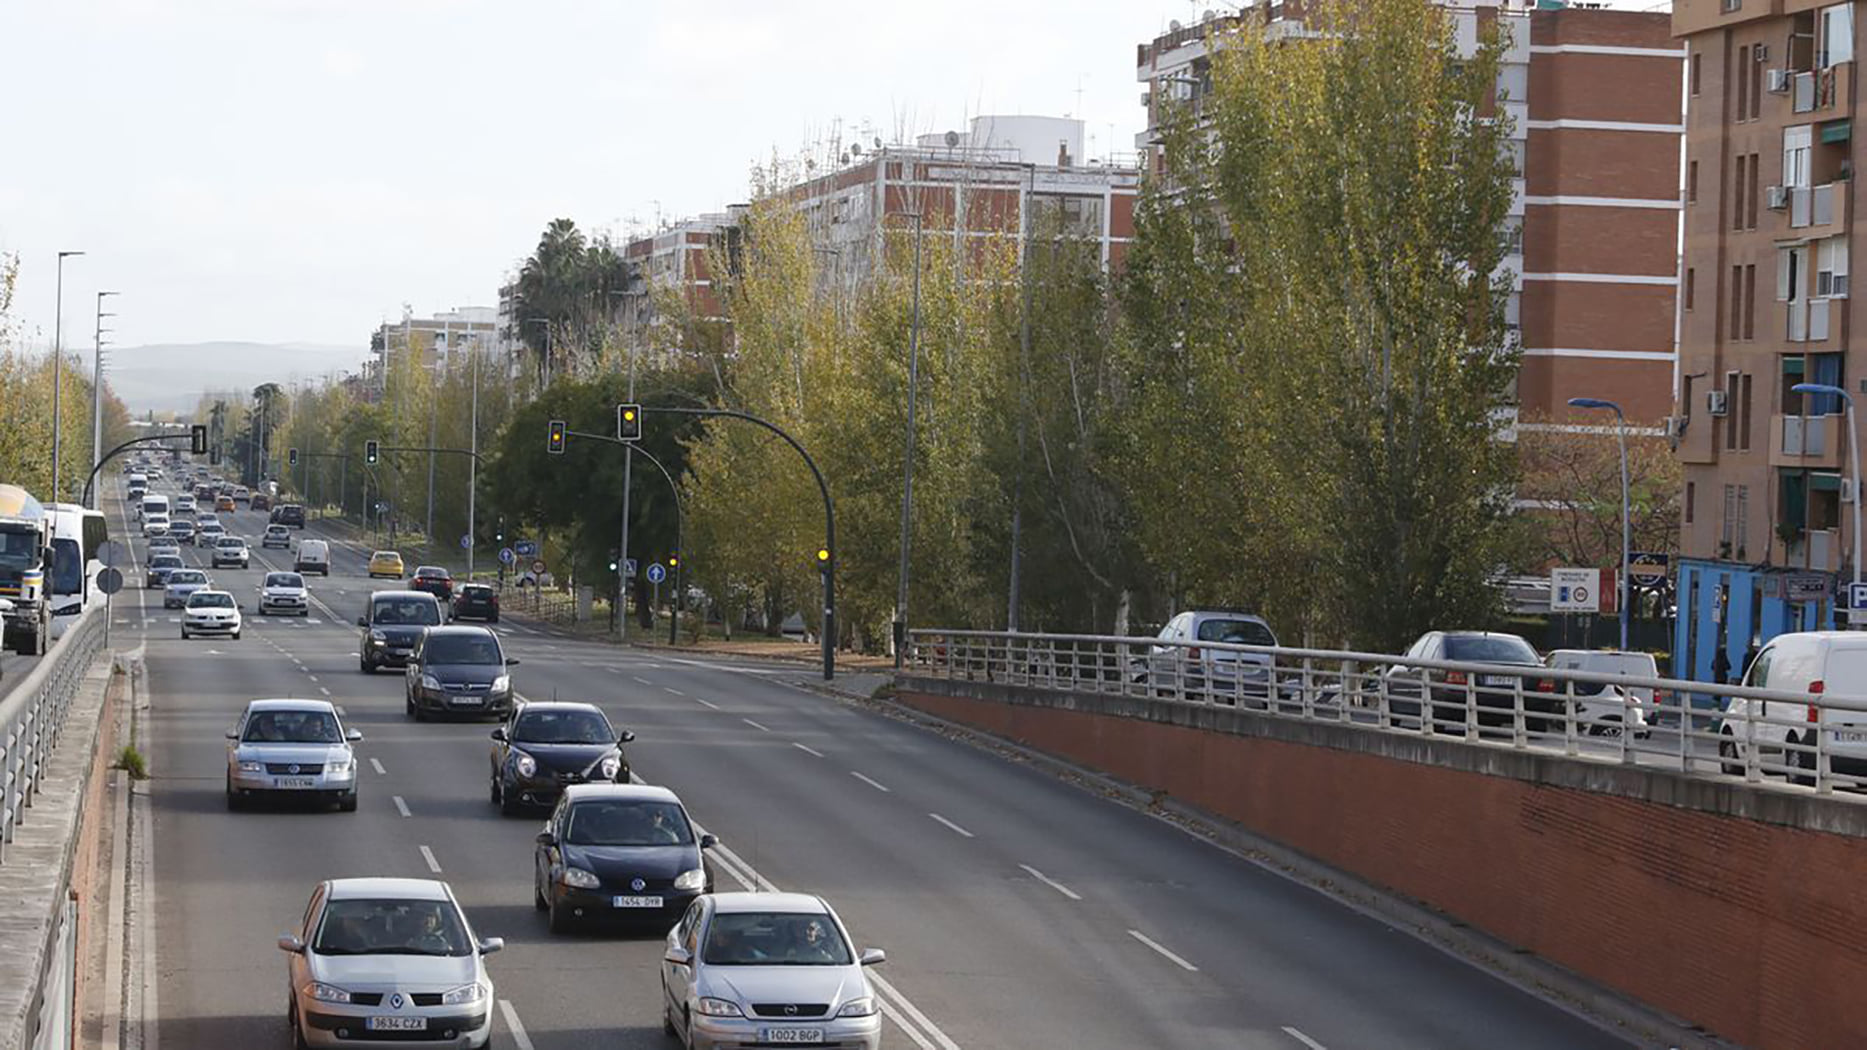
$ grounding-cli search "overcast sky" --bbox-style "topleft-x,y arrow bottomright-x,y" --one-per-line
2,0 -> 1669,353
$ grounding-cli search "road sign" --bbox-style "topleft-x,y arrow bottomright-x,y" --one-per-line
623,558 -> 638,579
460,534 -> 473,550
514,540 -> 537,557
1628,552 -> 1669,586
98,540 -> 125,567
646,562 -> 666,584
96,567 -> 124,596
1787,573 -> 1832,601
498,547 -> 515,566
531,559 -> 547,576
1550,567 -> 1600,613
1850,581 -> 1867,611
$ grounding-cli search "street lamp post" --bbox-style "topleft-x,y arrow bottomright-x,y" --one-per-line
893,211 -> 924,668
51,250 -> 84,500
91,290 -> 119,507
1793,383 -> 1863,610
1568,397 -> 1631,650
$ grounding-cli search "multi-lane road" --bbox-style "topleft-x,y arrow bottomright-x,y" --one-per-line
100,481 -> 1639,1049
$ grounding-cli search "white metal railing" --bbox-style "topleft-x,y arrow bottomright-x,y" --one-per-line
0,604 -> 104,865
905,629 -> 1867,798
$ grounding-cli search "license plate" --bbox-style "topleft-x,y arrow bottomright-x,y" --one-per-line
366,1017 -> 428,1031
1837,731 -> 1867,743
759,1028 -> 824,1044
274,777 -> 316,789
612,895 -> 663,908
1479,675 -> 1514,687
449,696 -> 484,706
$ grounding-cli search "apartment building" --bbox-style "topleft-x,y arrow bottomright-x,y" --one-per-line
1673,0 -> 1862,683
370,307 -> 499,379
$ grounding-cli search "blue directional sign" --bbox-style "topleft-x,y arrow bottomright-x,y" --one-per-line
1850,581 -> 1867,611
623,558 -> 638,578
514,540 -> 538,557
646,562 -> 667,584
459,533 -> 474,550
497,547 -> 515,566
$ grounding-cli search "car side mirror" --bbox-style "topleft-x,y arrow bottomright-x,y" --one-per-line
477,937 -> 504,955
357,616 -> 368,627
490,727 -> 507,742
618,730 -> 636,744
536,830 -> 556,847
344,729 -> 364,743
225,728 -> 239,740
278,934 -> 306,954
664,946 -> 693,967
699,833 -> 719,850
505,657 -> 520,666
859,948 -> 886,967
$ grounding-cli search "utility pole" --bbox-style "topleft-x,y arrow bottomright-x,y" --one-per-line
893,211 -> 924,667
1009,164 -> 1035,633
618,337 -> 638,638
467,338 -> 479,579
428,318 -> 444,543
90,290 -> 119,508
51,250 -> 84,500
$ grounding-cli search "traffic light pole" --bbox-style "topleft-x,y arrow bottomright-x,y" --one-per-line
79,431 -> 197,507
565,429 -> 684,645
640,407 -> 836,680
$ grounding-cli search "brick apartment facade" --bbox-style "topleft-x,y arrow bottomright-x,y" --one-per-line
1673,0 -> 1863,683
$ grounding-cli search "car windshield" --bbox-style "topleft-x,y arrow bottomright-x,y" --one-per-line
564,799 -> 692,846
266,573 -> 304,588
151,556 -> 183,569
188,592 -> 234,608
1195,618 -> 1275,646
514,709 -> 613,744
372,597 -> 439,626
1444,636 -> 1539,665
243,708 -> 339,742
168,571 -> 206,585
702,912 -> 852,967
422,633 -> 501,664
0,527 -> 37,571
312,898 -> 471,958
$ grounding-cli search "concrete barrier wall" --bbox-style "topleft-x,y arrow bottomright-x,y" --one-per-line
896,676 -> 1867,1050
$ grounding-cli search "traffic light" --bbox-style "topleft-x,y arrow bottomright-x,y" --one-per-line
547,419 -> 568,455
617,404 -> 642,443
288,447 -> 299,467
190,423 -> 208,455
817,547 -> 831,566
364,439 -> 380,465
667,555 -> 678,568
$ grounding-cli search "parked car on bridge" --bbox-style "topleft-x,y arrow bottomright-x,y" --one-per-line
1384,631 -> 1551,730
1538,650 -> 1657,739
1136,610 -> 1279,704
1720,631 -> 1867,785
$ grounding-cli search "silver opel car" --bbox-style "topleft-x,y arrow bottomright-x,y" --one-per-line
662,892 -> 885,1050
225,700 -> 362,811
280,878 -> 501,1049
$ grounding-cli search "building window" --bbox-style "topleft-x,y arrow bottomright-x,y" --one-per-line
1722,0 -> 1742,11
1752,54 -> 1764,121
1748,152 -> 1761,229
1686,267 -> 1696,310
1687,481 -> 1696,524
1722,484 -> 1737,549
1731,265 -> 1745,338
1738,46 -> 1751,120
1732,155 -> 1747,230
1784,126 -> 1813,191
1744,264 -> 1757,339
1725,371 -> 1741,450
1818,235 -> 1850,297
1689,159 -> 1699,203
1822,3 -> 1855,68
1736,485 -> 1751,554
1692,52 -> 1703,96
1740,372 -> 1754,450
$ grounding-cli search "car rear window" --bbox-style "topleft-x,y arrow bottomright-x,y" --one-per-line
168,571 -> 206,584
1444,635 -> 1539,664
1194,618 -> 1275,646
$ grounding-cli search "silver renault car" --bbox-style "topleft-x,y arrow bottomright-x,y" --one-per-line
225,700 -> 362,811
279,878 -> 501,1049
662,892 -> 885,1050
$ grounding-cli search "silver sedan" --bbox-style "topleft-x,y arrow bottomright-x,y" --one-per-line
163,569 -> 210,609
225,699 -> 360,810
662,892 -> 884,1050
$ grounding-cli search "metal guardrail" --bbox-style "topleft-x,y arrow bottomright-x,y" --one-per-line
906,629 -> 1867,797
0,604 -> 105,866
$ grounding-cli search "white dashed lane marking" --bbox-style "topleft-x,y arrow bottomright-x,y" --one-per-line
850,771 -> 890,793
792,742 -> 824,758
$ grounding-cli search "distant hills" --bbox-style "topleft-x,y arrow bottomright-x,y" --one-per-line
105,342 -> 372,414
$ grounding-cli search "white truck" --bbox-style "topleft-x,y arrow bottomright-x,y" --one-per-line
0,484 -> 54,656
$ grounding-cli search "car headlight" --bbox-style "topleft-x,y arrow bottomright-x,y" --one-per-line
303,981 -> 352,1004
599,755 -> 622,780
237,760 -> 263,773
836,997 -> 877,1018
439,982 -> 487,1006
697,997 -> 744,1018
673,868 -> 706,892
369,629 -> 387,641
514,752 -> 536,778
492,675 -> 511,693
326,758 -> 353,776
561,867 -> 600,889
420,674 -> 441,691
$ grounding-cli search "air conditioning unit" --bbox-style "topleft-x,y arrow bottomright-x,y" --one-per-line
1767,184 -> 1790,209
1708,390 -> 1730,417
1768,68 -> 1791,93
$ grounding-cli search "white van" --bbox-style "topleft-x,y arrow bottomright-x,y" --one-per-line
46,503 -> 109,620
294,538 -> 330,576
141,494 -> 170,523
1721,631 -> 1867,783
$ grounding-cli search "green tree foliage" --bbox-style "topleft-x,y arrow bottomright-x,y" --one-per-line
0,252 -> 125,500
508,219 -> 634,380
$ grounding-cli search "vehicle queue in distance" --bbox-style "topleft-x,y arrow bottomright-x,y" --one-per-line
120,467 -> 891,1048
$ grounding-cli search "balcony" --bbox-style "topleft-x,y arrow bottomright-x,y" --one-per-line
1787,298 -> 1833,342
1789,183 -> 1842,231
1771,413 -> 1845,469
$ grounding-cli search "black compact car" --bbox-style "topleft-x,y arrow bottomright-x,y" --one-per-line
404,625 -> 517,721
270,503 -> 305,528
1384,631 -> 1550,730
451,583 -> 499,623
531,784 -> 713,933
357,590 -> 442,673
490,702 -> 632,814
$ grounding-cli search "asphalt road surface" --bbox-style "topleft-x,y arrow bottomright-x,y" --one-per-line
111,482 -> 1639,1049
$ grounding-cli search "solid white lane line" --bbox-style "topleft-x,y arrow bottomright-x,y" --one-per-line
1282,1027 -> 1328,1050
877,1000 -> 940,1050
1127,929 -> 1198,972
850,771 -> 891,793
418,845 -> 442,873
498,1000 -> 536,1050
664,686 -> 685,696
694,697 -> 720,710
742,718 -> 771,732
369,758 -> 387,776
792,742 -> 825,758
1018,864 -> 1082,900
393,796 -> 411,818
928,813 -> 975,839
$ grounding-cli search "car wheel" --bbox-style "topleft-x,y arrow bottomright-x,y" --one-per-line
360,657 -> 374,675
490,772 -> 502,805
534,867 -> 549,911
499,782 -> 521,817
662,981 -> 678,1036
547,897 -> 575,934
180,628 -> 189,640
338,792 -> 358,813
1719,732 -> 1743,776
232,630 -> 241,640
1791,732 -> 1818,787
488,614 -> 499,624
225,774 -> 242,812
